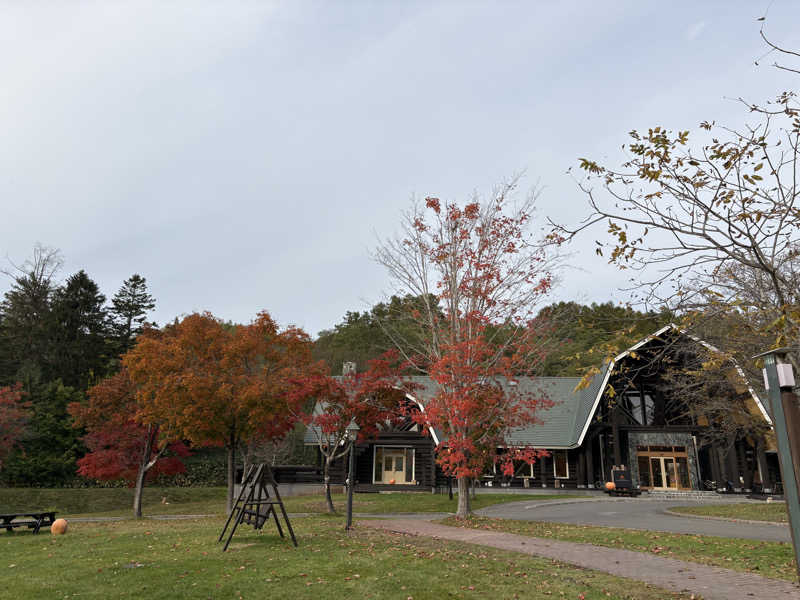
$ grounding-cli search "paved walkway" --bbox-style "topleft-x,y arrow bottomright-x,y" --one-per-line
363,518 -> 800,600
477,498 -> 792,542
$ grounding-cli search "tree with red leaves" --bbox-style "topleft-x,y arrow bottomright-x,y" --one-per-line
375,178 -> 557,517
70,367 -> 190,517
289,354 -> 407,513
124,312 -> 315,512
0,384 -> 31,470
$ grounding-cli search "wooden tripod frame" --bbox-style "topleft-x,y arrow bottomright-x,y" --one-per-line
217,463 -> 298,551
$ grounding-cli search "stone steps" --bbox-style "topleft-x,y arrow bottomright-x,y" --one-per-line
643,490 -> 743,501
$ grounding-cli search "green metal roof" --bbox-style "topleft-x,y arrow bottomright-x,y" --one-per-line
301,369 -> 611,449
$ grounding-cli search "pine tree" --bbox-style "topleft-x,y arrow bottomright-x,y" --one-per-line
49,270 -> 110,389
109,274 -> 156,353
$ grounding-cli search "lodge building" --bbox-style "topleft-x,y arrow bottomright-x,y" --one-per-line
306,325 -> 780,493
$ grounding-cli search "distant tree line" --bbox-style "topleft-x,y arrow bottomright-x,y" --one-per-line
315,296 -> 671,378
0,245 -> 156,486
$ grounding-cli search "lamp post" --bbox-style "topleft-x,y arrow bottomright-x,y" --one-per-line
754,348 -> 800,579
345,420 -> 360,531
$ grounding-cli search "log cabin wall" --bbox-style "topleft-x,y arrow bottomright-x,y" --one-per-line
325,431 -> 437,489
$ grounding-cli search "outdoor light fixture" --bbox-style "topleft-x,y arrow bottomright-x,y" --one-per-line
761,349 -> 796,390
345,420 -> 360,531
346,421 -> 360,442
753,347 -> 800,579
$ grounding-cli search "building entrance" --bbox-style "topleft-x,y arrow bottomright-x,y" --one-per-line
636,445 -> 691,490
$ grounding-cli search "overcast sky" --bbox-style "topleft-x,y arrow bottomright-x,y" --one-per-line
2,1 -> 798,336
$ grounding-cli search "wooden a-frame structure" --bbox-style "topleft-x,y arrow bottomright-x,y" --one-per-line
218,463 -> 297,551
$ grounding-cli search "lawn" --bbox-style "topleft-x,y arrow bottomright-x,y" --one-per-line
0,487 -> 229,518
0,487 -> 578,519
283,492 -> 579,515
668,502 -> 788,523
0,515 -> 691,599
441,516 -> 797,582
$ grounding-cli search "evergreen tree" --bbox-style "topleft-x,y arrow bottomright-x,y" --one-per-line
0,380 -> 85,487
0,246 -> 62,385
49,270 -> 110,389
109,274 -> 156,353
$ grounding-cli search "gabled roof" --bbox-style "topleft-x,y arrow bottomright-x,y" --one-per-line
303,324 -> 769,450
572,323 -> 772,442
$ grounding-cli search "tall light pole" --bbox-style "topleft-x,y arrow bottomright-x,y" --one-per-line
345,420 -> 360,531
754,348 -> 800,579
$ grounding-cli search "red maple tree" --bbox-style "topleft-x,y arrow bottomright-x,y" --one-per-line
70,367 -> 190,517
124,311 -> 315,512
0,384 -> 31,470
289,354 -> 408,513
376,180 -> 556,517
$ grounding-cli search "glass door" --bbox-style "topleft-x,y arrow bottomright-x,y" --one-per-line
383,449 -> 406,484
650,457 -> 663,488
648,457 -> 679,489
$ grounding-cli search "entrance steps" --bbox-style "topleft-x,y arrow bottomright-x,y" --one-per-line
644,490 -> 738,501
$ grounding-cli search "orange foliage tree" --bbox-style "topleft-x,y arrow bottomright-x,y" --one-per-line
69,367 -> 190,518
124,312 -> 314,512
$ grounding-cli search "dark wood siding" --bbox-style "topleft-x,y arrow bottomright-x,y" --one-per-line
327,431 -> 437,490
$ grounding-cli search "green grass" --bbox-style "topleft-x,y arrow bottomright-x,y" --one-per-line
0,487 -> 228,518
282,493 -> 579,515
0,515 -> 691,599
440,516 -> 797,582
669,502 -> 788,523
0,487 -> 579,519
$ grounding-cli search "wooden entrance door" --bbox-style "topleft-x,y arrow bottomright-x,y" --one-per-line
636,445 -> 691,490
383,449 -> 407,484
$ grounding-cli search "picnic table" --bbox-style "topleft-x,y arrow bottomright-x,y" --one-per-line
1,512 -> 57,534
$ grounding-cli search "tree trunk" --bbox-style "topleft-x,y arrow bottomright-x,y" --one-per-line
132,427 -> 156,518
456,476 -> 471,518
226,435 -> 236,514
324,455 -> 335,513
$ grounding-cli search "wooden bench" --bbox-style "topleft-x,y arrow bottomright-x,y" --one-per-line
1,512 -> 57,534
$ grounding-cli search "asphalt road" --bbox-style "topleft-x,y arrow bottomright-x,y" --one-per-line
476,498 -> 791,542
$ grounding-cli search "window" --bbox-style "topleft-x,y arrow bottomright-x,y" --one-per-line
624,392 -> 655,425
553,450 -> 569,478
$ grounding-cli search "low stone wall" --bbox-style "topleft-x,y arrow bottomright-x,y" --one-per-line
233,482 -> 341,499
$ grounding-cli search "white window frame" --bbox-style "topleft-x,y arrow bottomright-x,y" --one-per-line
372,445 -> 416,484
553,450 -> 569,479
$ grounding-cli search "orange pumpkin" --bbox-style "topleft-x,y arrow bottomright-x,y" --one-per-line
51,518 -> 68,535
604,481 -> 616,491
389,479 -> 396,485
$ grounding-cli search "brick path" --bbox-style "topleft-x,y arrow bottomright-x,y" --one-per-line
362,519 -> 800,600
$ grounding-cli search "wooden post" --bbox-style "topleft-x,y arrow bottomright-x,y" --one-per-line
709,444 -> 722,487
757,439 -> 772,491
540,454 -> 548,488
577,451 -> 586,488
612,408 -> 622,467
584,441 -> 595,488
725,441 -> 739,489
612,423 -> 622,467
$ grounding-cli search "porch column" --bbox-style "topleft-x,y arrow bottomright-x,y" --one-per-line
540,454 -> 548,487
429,441 -> 435,490
612,408 -> 622,466
740,442 -> 755,490
584,440 -> 595,488
757,438 -> 772,491
725,441 -> 739,488
714,445 -> 730,488
577,451 -> 586,488
709,444 -> 722,487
